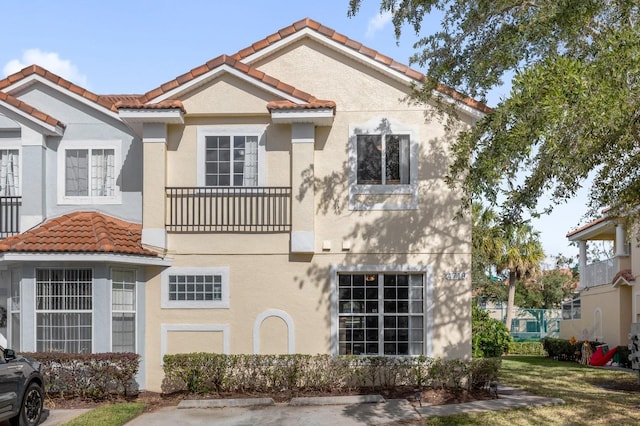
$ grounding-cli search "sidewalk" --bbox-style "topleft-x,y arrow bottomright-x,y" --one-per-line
11,383 -> 564,425
122,383 -> 564,425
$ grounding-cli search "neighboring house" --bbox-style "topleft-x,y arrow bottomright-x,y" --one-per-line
0,68 -> 169,386
0,18 -> 488,392
561,214 -> 638,347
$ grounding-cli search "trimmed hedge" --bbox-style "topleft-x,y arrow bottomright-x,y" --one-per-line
541,337 -> 602,362
508,341 -> 546,356
22,352 -> 140,400
162,353 -> 501,395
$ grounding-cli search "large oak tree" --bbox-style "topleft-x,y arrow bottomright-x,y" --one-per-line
349,1 -> 640,224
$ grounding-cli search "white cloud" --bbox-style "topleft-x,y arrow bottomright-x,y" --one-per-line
365,11 -> 393,38
3,49 -> 88,87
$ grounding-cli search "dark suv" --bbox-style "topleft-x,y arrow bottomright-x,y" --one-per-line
0,346 -> 44,426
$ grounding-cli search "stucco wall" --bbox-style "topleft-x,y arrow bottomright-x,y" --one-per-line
15,84 -> 142,222
142,36 -> 472,392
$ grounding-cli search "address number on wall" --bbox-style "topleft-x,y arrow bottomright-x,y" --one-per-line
444,272 -> 467,280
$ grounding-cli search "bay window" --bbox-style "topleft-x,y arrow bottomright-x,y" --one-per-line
36,268 -> 92,353
112,269 -> 136,353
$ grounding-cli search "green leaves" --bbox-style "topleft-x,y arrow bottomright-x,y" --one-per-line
350,0 -> 640,225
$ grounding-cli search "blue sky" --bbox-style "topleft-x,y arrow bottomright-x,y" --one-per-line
1,0 -> 589,264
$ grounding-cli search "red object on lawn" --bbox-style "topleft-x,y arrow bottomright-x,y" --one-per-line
589,345 -> 618,366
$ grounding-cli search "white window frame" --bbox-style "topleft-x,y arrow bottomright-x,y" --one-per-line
348,120 -> 418,210
196,125 -> 266,187
57,139 -> 122,205
161,267 -> 230,309
0,140 -> 21,196
330,264 -> 433,357
110,268 -> 137,353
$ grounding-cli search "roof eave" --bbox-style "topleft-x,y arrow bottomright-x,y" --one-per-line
0,252 -> 173,266
270,108 -> 335,126
118,108 -> 185,124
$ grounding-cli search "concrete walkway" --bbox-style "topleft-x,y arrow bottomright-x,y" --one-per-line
3,384 -> 562,425
122,384 -> 564,425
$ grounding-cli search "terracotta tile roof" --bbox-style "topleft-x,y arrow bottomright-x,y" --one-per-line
266,99 -> 336,111
0,65 -> 136,112
100,94 -> 144,106
0,90 -> 66,130
0,211 -> 157,257
114,98 -> 186,113
566,216 -> 608,238
141,54 -> 333,109
230,18 -> 492,115
612,269 -> 635,286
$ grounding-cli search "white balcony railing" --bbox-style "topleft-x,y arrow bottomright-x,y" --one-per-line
580,257 -> 620,290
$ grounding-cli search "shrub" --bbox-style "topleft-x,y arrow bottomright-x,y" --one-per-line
541,337 -> 603,362
472,304 -> 512,357
161,353 -> 501,395
508,341 -> 546,356
22,352 -> 140,401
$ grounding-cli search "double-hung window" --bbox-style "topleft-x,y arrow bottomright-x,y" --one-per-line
162,267 -> 229,309
0,148 -> 20,196
338,273 -> 424,356
58,140 -> 121,204
349,120 -> 417,210
112,269 -> 136,353
197,126 -> 265,187
35,268 -> 93,353
356,134 -> 410,185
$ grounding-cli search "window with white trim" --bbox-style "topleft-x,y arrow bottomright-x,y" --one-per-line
112,269 -> 136,353
197,126 -> 265,187
356,134 -> 410,185
338,273 -> 424,356
349,119 -> 418,210
36,268 -> 92,353
0,148 -> 20,196
57,140 -> 121,204
162,267 -> 229,309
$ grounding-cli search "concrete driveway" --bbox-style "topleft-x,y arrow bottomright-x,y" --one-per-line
124,398 -> 420,426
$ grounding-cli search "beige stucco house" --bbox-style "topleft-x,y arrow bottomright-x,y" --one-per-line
0,18 -> 488,392
124,18 -> 488,391
561,214 -> 639,347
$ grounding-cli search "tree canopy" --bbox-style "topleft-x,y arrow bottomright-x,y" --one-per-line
348,1 -> 640,224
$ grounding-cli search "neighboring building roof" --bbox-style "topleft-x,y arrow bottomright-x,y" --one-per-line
566,216 -> 611,239
231,17 -> 492,115
0,211 -> 157,257
0,90 -> 66,131
0,65 -> 137,112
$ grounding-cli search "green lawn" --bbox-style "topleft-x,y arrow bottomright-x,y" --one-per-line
426,356 -> 640,425
62,402 -> 147,426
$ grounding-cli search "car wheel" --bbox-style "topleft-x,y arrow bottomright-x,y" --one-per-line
9,382 -> 43,426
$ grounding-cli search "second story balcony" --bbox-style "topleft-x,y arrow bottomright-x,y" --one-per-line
166,187 -> 291,233
0,195 -> 21,239
579,257 -> 621,290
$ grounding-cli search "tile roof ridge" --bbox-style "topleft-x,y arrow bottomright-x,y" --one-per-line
0,64 -> 117,111
141,53 -> 323,105
230,17 -> 491,114
0,89 -> 66,130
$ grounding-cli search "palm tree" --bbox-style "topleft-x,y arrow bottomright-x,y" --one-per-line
472,204 -> 546,331
498,222 -> 546,331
